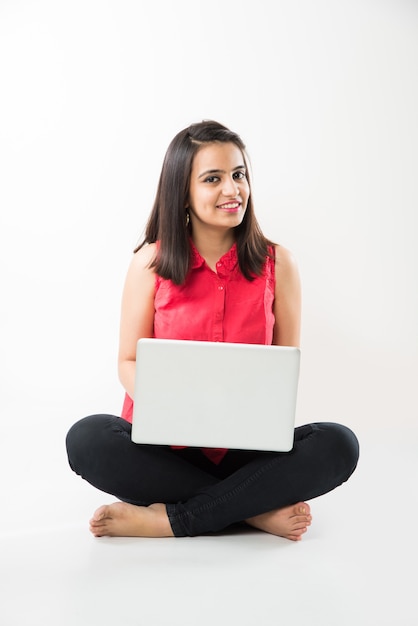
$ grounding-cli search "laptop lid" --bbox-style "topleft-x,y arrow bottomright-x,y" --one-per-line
131,338 -> 300,452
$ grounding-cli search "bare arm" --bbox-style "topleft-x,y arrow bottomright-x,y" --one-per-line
272,245 -> 301,347
118,244 -> 157,399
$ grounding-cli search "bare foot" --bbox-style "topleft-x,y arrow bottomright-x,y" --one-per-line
246,502 -> 312,541
89,502 -> 174,538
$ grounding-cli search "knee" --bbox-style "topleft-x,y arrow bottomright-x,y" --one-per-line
318,422 -> 360,480
65,414 -> 120,474
65,415 -> 93,473
313,422 -> 359,482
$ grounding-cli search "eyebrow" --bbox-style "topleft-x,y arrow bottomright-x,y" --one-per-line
198,165 -> 246,179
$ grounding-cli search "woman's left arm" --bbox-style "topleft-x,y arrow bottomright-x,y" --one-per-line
272,244 -> 301,348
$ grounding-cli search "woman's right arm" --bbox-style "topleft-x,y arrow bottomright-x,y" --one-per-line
118,243 -> 157,399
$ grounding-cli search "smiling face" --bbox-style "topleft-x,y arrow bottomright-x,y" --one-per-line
187,141 -> 250,234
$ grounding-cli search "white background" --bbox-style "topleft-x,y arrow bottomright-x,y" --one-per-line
0,0 -> 417,504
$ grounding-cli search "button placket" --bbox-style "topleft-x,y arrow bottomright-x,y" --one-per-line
213,276 -> 225,341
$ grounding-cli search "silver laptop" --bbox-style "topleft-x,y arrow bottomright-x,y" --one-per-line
131,338 -> 300,452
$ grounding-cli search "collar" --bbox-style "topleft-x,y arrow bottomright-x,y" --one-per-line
189,239 -> 238,272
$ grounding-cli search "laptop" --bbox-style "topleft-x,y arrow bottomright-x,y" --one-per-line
131,338 -> 300,452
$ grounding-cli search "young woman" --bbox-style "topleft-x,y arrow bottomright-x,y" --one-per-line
66,120 -> 359,541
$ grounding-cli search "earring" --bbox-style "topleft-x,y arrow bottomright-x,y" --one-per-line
185,212 -> 190,227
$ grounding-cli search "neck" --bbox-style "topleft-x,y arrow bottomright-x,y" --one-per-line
190,229 -> 235,270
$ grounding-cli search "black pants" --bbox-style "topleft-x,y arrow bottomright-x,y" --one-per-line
66,415 -> 359,537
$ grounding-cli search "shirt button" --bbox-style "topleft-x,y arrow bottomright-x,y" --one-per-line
218,285 -> 224,290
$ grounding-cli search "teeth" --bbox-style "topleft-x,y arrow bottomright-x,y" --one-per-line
220,203 -> 239,209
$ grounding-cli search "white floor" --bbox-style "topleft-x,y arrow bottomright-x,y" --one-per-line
2,427 -> 417,626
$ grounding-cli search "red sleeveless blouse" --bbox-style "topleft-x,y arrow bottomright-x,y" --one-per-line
121,241 -> 275,463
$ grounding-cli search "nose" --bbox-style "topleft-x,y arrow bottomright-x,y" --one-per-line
223,176 -> 240,197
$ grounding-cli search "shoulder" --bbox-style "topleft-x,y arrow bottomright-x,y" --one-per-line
123,243 -> 157,294
273,244 -> 299,274
131,242 -> 158,269
126,243 -> 158,278
273,244 -> 301,291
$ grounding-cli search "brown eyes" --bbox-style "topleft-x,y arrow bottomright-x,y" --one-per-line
204,171 -> 246,184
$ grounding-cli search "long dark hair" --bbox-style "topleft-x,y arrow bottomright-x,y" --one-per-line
135,120 -> 274,284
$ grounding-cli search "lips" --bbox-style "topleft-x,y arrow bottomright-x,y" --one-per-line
217,202 -> 241,212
